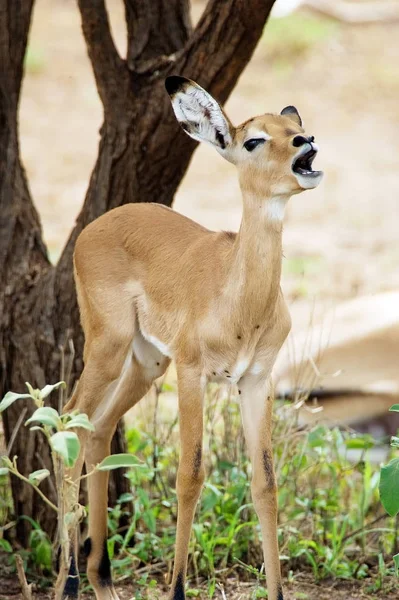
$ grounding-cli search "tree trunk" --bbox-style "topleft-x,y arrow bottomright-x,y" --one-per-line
1,0 -> 276,546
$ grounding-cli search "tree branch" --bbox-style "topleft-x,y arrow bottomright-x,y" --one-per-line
77,0 -> 130,118
0,0 -> 35,102
125,0 -> 192,72
178,0 -> 276,102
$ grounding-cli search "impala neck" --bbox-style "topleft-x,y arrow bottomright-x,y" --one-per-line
226,189 -> 290,316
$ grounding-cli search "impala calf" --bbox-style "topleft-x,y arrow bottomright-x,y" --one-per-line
57,76 -> 323,600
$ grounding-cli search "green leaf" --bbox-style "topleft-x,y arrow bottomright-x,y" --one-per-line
33,539 -> 52,570
389,404 -> 399,413
97,454 -> 143,471
393,553 -> 399,577
307,426 -> 328,448
391,436 -> 399,448
26,407 -> 61,430
186,589 -> 201,597
0,467 -> 9,476
25,382 -> 37,397
0,391 -> 31,413
28,469 -> 50,486
118,492 -> 134,504
379,458 -> 399,517
50,431 -> 80,467
1,456 -> 13,469
64,413 -> 95,432
345,435 -> 374,450
40,381 -> 66,399
0,539 -> 12,553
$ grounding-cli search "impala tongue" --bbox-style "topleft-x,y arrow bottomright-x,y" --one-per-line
293,148 -> 320,176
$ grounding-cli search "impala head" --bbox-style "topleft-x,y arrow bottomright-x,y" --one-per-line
165,76 -> 323,199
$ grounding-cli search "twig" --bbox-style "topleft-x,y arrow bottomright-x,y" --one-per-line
58,333 -> 75,413
217,582 -> 228,600
9,467 -> 58,513
65,338 -> 75,398
0,519 -> 16,532
35,451 -> 57,498
342,513 -> 387,543
59,343 -> 65,414
15,554 -> 33,600
6,407 -> 27,456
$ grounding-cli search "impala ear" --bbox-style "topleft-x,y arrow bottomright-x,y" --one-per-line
165,76 -> 233,152
280,105 -> 302,127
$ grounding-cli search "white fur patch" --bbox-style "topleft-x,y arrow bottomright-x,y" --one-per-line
250,362 -> 264,375
140,329 -> 173,359
230,356 -> 251,384
245,129 -> 272,143
132,329 -> 166,371
266,196 -> 288,221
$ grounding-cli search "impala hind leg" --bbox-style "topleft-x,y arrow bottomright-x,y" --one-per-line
239,375 -> 283,600
83,355 -> 169,600
54,418 -> 89,600
169,365 -> 205,600
55,324 -> 136,599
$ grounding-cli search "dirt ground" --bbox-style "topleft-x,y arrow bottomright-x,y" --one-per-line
1,574 -> 398,600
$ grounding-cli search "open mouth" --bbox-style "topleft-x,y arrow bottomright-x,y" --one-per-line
292,148 -> 322,178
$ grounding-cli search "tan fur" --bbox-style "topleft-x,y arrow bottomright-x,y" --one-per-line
58,78 -> 322,600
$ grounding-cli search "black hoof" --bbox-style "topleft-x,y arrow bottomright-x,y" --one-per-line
62,552 -> 79,599
98,540 -> 112,587
172,572 -> 185,600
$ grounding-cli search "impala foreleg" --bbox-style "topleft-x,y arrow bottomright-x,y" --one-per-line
169,365 -> 205,600
239,376 -> 283,600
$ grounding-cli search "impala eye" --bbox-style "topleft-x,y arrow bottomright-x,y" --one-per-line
244,138 -> 266,152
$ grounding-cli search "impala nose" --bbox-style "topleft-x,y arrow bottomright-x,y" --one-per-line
293,135 -> 315,147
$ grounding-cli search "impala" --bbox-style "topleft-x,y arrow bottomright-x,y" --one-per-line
57,76 -> 323,600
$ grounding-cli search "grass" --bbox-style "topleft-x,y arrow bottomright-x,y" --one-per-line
101,384 -> 396,597
0,379 -> 398,598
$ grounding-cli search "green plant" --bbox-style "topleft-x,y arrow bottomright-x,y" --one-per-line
2,379 -> 398,596
0,382 -> 141,594
89,384 -> 397,596
379,403 -> 399,571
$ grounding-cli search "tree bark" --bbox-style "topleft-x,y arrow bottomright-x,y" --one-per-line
1,0 -> 276,546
